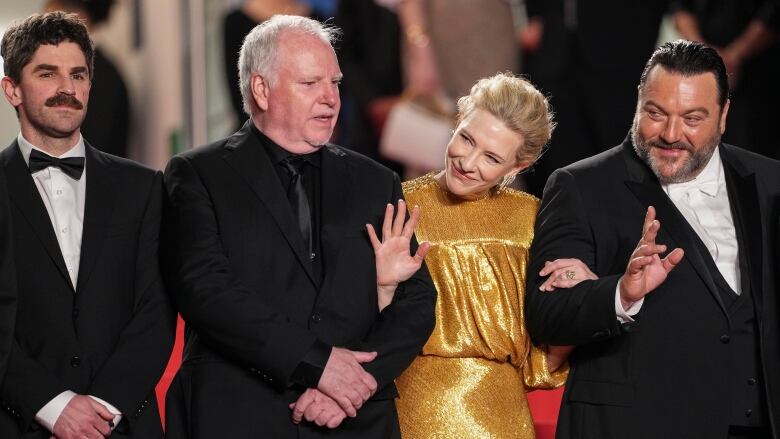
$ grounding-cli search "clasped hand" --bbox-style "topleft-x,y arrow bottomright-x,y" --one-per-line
289,347 -> 377,428
50,395 -> 114,439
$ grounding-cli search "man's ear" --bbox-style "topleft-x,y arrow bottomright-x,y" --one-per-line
1,76 -> 22,108
719,98 -> 730,135
251,74 -> 271,112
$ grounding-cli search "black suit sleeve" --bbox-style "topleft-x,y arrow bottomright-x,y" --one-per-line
354,174 -> 437,390
87,171 -> 175,423
163,155 -> 321,384
0,174 -> 17,385
525,169 -> 622,346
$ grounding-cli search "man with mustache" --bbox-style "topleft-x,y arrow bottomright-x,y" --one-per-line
526,40 -> 780,438
0,12 -> 175,439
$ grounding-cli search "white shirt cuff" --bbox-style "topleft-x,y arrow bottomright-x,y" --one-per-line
35,390 -> 76,432
34,391 -> 123,433
88,395 -> 123,430
615,283 -> 644,323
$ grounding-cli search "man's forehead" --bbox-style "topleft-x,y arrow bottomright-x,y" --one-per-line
28,41 -> 87,64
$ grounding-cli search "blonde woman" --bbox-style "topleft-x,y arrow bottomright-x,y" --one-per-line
369,73 -> 595,438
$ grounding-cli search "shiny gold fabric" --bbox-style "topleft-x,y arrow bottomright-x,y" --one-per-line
396,174 -> 567,439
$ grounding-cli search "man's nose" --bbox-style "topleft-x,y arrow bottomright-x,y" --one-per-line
660,117 -> 682,143
321,83 -> 339,107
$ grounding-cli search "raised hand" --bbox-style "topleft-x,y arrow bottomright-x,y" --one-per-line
52,395 -> 114,439
289,388 -> 347,428
619,206 -> 684,309
538,258 -> 599,292
317,347 -> 378,417
367,200 -> 431,310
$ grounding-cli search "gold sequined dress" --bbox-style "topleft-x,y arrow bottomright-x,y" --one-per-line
396,174 -> 567,438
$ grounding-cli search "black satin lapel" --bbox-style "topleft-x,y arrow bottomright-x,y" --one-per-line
222,136 -> 315,285
76,145 -> 115,293
1,144 -> 73,290
625,180 -> 728,318
722,158 -> 763,311
319,145 -> 353,291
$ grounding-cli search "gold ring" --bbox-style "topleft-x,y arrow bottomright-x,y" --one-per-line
565,270 -> 576,280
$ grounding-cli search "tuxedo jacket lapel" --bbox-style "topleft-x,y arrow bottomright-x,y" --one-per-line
620,143 -> 728,319
721,147 -> 763,313
76,144 -> 116,293
221,125 -> 316,286
319,144 -> 354,297
1,142 -> 73,291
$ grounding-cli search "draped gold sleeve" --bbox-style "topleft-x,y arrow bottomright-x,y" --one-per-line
395,174 -> 567,439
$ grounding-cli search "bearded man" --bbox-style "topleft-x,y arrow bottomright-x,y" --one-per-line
526,40 -> 780,439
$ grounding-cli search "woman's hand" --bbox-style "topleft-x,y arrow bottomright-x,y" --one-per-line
367,200 -> 431,311
538,258 -> 598,292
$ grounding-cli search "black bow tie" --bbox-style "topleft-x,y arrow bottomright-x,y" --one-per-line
28,149 -> 85,180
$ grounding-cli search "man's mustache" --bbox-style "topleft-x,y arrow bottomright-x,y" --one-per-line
45,93 -> 83,110
650,139 -> 691,151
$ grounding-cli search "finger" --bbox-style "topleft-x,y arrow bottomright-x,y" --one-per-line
633,243 -> 667,258
642,206 -> 656,236
327,412 -> 346,429
662,248 -> 685,272
93,420 -> 112,437
402,205 -> 421,238
627,255 -> 654,274
292,391 -> 316,423
304,401 -> 326,422
351,350 -> 378,363
335,396 -> 357,418
413,241 -> 432,263
641,219 -> 660,246
381,203 -> 393,241
90,402 -> 114,422
366,224 -> 381,251
360,371 -> 378,394
392,199 -> 406,236
539,259 -> 576,276
539,277 -> 556,291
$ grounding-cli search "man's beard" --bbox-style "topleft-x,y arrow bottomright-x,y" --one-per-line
631,116 -> 720,184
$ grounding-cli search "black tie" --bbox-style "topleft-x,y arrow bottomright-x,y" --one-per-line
28,149 -> 85,180
280,157 -> 312,256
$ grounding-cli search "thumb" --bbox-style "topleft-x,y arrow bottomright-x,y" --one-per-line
351,350 -> 378,363
662,248 -> 684,272
414,242 -> 432,263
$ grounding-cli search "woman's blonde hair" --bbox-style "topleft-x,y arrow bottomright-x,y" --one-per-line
456,72 -> 555,166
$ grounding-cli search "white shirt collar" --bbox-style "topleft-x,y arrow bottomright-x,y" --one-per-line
17,133 -> 86,167
663,146 -> 723,198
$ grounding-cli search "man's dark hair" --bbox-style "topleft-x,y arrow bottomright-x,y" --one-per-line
1,11 -> 94,84
638,39 -> 729,108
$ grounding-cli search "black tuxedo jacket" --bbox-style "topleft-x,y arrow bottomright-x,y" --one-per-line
161,122 -> 436,438
0,165 -> 16,382
0,141 -> 176,438
526,140 -> 780,438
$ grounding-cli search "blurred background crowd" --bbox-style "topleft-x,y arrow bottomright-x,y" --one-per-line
2,0 -> 778,196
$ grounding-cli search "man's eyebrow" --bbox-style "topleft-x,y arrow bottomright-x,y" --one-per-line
31,64 -> 58,73
71,66 -> 88,74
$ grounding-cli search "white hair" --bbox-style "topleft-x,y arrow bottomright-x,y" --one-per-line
238,14 -> 340,115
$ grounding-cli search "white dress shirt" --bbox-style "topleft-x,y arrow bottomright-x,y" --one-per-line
16,134 -> 122,432
616,147 -> 740,321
